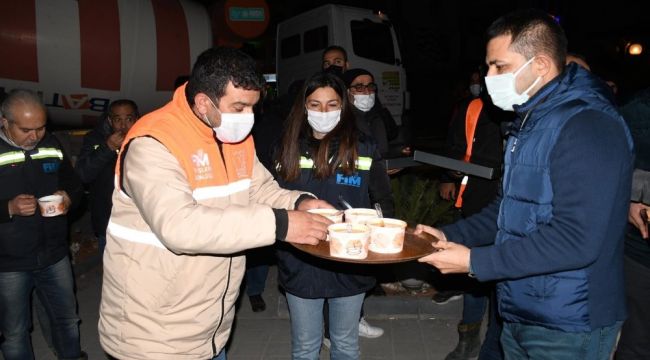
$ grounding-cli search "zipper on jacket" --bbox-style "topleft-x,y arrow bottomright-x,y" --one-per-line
212,257 -> 233,357
510,109 -> 532,153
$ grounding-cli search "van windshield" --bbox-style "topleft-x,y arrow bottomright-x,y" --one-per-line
350,19 -> 395,64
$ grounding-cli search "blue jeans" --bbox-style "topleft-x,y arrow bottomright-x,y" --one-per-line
501,321 -> 622,360
212,348 -> 226,360
286,292 -> 364,360
0,256 -> 82,360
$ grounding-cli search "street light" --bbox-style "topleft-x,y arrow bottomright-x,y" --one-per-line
626,42 -> 643,56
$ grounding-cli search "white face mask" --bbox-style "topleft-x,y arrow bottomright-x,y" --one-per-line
484,57 -> 541,111
205,98 -> 254,143
307,109 -> 341,134
352,93 -> 375,112
469,84 -> 482,98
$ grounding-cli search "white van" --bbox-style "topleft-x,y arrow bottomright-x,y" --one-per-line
276,4 -> 408,125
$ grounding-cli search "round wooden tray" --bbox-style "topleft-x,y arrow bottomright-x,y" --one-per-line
290,228 -> 439,264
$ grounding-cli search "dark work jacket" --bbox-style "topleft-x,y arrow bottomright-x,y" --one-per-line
352,103 -> 398,158
75,118 -> 117,237
276,133 -> 394,298
443,64 -> 634,331
0,133 -> 83,271
441,95 -> 508,216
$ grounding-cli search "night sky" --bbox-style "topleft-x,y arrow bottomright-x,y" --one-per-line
210,0 -> 649,140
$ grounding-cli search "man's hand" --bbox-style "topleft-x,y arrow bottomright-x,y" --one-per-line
414,224 -> 448,243
439,182 -> 457,201
106,131 -> 126,152
387,168 -> 403,175
54,190 -> 72,215
8,194 -> 37,217
285,210 -> 331,245
629,202 -> 649,239
415,224 -> 471,274
418,240 -> 471,274
296,198 -> 335,211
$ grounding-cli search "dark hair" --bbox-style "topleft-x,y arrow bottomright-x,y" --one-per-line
109,99 -> 139,117
185,47 -> 264,106
486,9 -> 567,70
276,72 -> 358,181
1,89 -> 45,122
322,45 -> 348,62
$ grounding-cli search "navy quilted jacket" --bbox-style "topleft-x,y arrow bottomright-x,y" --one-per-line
442,63 -> 634,331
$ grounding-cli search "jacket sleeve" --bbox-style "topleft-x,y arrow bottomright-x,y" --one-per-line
248,154 -> 304,210
379,107 -> 399,141
440,196 -> 500,246
368,148 -> 395,218
121,137 -> 282,254
0,198 -> 10,223
440,102 -> 469,183
58,146 -> 84,211
469,111 -> 633,281
631,169 -> 650,204
75,130 -> 116,184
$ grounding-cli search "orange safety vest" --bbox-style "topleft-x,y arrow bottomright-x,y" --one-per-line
455,98 -> 483,208
115,84 -> 255,194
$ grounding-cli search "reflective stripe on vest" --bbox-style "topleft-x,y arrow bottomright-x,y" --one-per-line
192,178 -> 251,201
455,98 -> 483,208
107,180 -> 252,249
0,151 -> 25,166
298,156 -> 373,170
0,147 -> 63,166
30,148 -> 64,160
107,221 -> 165,249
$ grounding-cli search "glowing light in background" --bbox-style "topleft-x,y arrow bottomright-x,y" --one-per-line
627,43 -> 643,56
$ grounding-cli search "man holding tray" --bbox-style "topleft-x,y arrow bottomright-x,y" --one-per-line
417,9 -> 633,359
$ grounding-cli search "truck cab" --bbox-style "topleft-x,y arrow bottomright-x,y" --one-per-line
276,4 -> 408,125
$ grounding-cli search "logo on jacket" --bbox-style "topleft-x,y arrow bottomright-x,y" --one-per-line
42,162 -> 59,173
336,173 -> 361,187
230,149 -> 249,178
191,149 -> 213,181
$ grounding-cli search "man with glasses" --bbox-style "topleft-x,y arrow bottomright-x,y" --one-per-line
345,69 -> 412,161
76,99 -> 140,255
0,89 -> 86,360
343,68 -> 399,158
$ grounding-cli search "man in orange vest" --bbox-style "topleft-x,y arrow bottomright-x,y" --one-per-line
436,68 -> 510,360
98,47 -> 333,360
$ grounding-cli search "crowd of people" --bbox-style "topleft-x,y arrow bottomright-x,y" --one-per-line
0,7 -> 648,360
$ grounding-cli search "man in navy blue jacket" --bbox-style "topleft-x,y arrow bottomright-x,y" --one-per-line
417,9 -> 634,359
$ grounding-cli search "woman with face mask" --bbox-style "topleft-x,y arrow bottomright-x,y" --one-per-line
274,72 -> 394,360
342,69 -> 403,159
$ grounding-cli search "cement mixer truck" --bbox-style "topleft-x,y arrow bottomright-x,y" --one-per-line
0,0 -> 269,128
